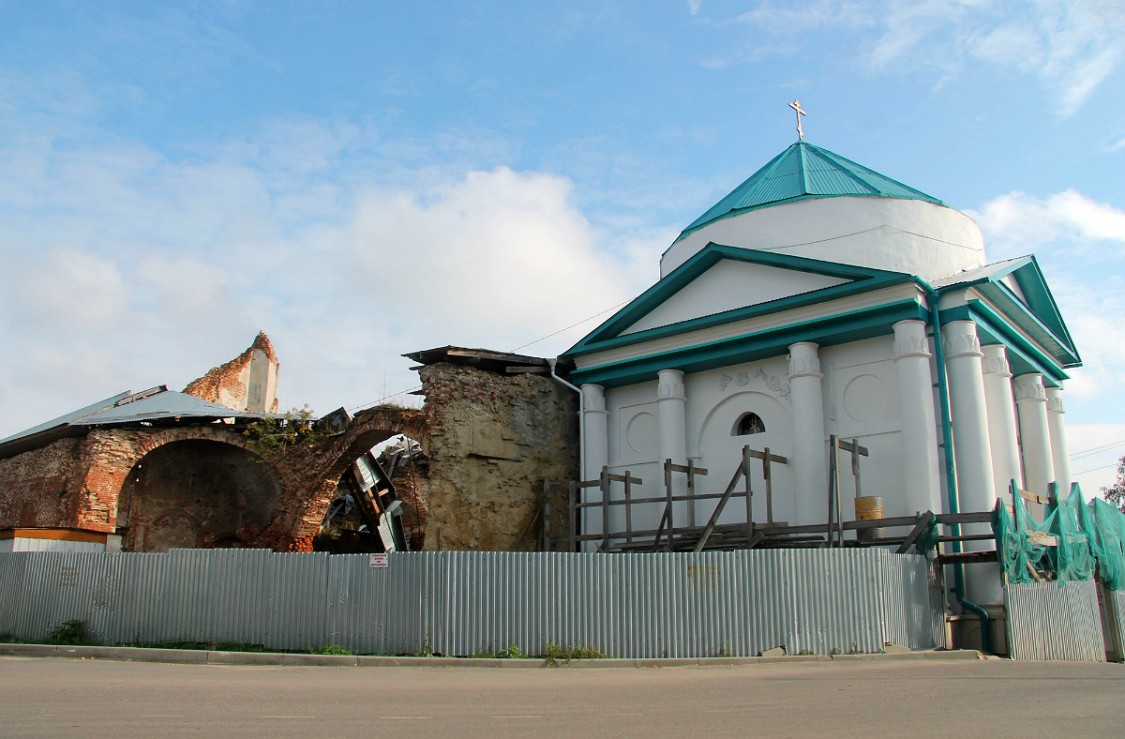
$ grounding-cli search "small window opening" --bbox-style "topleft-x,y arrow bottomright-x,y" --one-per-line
733,413 -> 766,436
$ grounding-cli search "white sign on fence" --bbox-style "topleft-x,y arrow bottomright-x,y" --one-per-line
369,553 -> 389,569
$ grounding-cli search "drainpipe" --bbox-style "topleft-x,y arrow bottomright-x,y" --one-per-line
920,279 -> 991,653
547,358 -> 584,498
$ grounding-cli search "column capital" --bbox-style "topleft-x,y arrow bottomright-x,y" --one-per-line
656,368 -> 686,400
1013,373 -> 1047,403
1046,386 -> 1065,414
981,345 -> 1012,378
893,320 -> 931,360
788,341 -> 822,379
580,383 -> 607,413
942,320 -> 982,360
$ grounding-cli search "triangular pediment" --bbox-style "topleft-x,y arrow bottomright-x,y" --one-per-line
565,243 -> 912,357
935,256 -> 1080,367
622,259 -> 851,335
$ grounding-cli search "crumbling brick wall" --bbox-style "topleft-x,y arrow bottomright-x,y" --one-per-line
0,437 -> 87,528
393,459 -> 430,551
1,344 -> 577,554
0,405 -> 424,552
183,331 -> 280,413
419,363 -> 578,551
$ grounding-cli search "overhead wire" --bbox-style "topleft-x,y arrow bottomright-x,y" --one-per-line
510,299 -> 632,352
347,298 -> 630,413
1069,438 -> 1125,460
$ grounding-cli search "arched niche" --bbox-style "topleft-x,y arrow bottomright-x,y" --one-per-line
695,391 -> 795,526
116,439 -> 281,552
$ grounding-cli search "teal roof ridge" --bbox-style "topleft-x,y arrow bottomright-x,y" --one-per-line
677,141 -> 945,239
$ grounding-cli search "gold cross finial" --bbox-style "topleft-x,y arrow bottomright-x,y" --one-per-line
788,99 -> 807,141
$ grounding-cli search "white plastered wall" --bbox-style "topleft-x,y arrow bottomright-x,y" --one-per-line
663,197 -> 987,283
624,260 -> 850,335
592,335 -> 919,539
604,381 -> 661,536
819,337 -> 910,518
685,357 -> 796,528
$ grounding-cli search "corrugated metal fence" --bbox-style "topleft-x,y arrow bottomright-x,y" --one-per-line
1004,580 -> 1106,661
0,548 -> 943,657
1099,587 -> 1125,662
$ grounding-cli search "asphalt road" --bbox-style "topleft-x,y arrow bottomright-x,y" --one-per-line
2,656 -> 1124,737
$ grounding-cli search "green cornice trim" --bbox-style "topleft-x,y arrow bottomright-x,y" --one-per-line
565,243 -> 913,358
982,281 -> 1079,364
571,299 -> 926,388
1005,257 -> 1077,352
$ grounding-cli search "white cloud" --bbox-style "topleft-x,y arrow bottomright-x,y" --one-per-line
342,168 -> 620,334
718,0 -> 1125,117
1067,423 -> 1125,495
731,0 -> 874,35
0,116 -> 664,436
970,189 -> 1125,442
970,189 -> 1125,259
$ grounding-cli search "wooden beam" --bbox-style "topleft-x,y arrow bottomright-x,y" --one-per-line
895,511 -> 936,554
665,462 -> 709,476
693,463 -> 749,553
934,512 -> 993,525
937,550 -> 998,565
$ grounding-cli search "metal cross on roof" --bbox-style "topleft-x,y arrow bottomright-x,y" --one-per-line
788,99 -> 807,140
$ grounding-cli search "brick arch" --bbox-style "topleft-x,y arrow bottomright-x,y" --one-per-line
112,430 -> 284,551
320,407 -> 428,495
77,425 -> 278,534
264,406 -> 428,551
75,409 -> 427,550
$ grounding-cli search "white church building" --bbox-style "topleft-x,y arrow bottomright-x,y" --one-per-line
561,135 -> 1080,599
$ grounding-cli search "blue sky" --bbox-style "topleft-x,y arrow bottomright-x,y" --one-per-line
2,1 -> 1124,490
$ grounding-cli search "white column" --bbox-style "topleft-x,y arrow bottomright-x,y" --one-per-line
657,369 -> 690,525
581,384 -> 608,482
788,342 -> 827,526
942,321 -> 1001,604
1046,387 -> 1071,492
981,345 -> 1022,499
581,384 -> 608,549
942,322 -> 996,514
1015,373 -> 1055,496
893,320 -> 942,515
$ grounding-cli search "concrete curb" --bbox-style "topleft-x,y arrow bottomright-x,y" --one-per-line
0,643 -> 985,667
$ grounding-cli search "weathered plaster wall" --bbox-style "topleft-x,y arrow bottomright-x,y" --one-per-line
419,363 -> 578,551
183,331 -> 280,413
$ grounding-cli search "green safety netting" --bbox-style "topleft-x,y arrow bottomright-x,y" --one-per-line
992,484 -> 1096,586
1082,496 -> 1125,591
915,516 -> 941,556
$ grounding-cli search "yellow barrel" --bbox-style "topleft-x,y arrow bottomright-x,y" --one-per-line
854,496 -> 884,541
854,496 -> 884,520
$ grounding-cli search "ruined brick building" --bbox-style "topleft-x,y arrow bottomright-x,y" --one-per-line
0,335 -> 576,553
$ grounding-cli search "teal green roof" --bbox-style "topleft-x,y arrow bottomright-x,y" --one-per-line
678,141 -> 945,239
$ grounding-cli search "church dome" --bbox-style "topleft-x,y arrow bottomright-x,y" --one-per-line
661,142 -> 987,282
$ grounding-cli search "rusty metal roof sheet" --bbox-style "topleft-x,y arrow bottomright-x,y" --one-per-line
403,346 -> 551,375
0,386 -> 278,458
